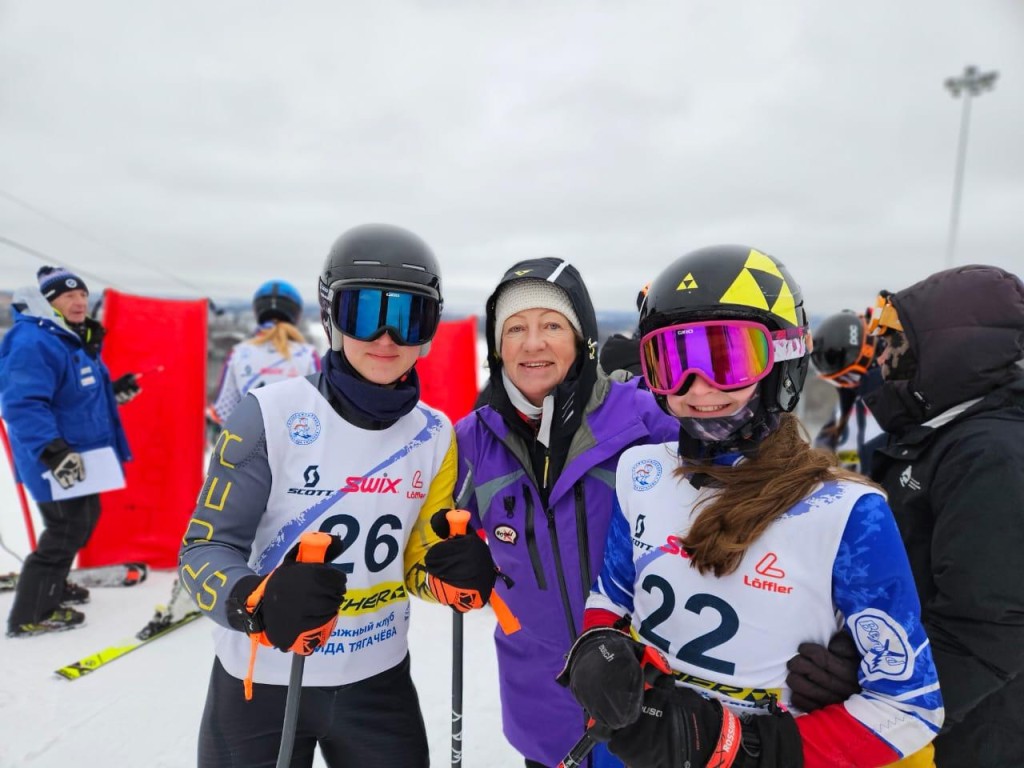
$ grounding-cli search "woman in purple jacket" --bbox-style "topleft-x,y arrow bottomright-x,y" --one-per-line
423,258 -> 677,767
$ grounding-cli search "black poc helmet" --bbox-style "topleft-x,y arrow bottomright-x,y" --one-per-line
318,223 -> 443,352
253,280 -> 303,325
639,244 -> 811,413
810,310 -> 876,388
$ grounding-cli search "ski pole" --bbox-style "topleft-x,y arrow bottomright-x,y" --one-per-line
0,415 -> 36,549
445,509 -> 470,767
556,643 -> 674,768
443,509 -> 524,767
134,365 -> 165,378
276,531 -> 335,768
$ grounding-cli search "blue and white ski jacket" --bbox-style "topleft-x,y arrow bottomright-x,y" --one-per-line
588,443 -> 944,767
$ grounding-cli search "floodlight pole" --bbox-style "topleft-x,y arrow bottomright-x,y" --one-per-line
944,65 -> 998,269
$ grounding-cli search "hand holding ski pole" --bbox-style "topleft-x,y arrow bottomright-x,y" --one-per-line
112,365 -> 164,405
426,508 -> 520,635
243,532 -> 346,652
557,637 -> 673,768
240,532 -> 346,768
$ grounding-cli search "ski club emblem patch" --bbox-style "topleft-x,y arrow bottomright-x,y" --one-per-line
287,412 -> 321,445
631,459 -> 663,491
493,525 -> 518,545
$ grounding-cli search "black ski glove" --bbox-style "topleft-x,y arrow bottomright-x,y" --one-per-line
557,627 -> 649,730
112,373 -> 141,404
785,630 -> 861,712
608,685 -> 803,768
424,509 -> 498,612
230,535 -> 347,653
40,438 -> 85,489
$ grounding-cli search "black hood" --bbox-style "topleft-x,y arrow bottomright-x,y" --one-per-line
865,264 -> 1024,434
484,257 -> 600,386
483,258 -> 600,470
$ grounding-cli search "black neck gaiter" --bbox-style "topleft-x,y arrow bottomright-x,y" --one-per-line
322,350 -> 421,428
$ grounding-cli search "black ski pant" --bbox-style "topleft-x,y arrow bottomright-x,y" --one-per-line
7,493 -> 101,628
198,653 -> 429,768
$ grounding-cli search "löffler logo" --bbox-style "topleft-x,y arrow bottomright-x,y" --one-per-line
755,552 -> 785,578
744,552 -> 792,594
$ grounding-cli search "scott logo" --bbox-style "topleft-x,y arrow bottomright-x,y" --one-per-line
287,464 -> 332,497
344,476 -> 400,494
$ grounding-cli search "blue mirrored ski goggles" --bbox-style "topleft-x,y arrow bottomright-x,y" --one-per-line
333,287 -> 441,346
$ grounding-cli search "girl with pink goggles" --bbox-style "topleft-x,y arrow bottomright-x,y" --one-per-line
640,319 -> 811,395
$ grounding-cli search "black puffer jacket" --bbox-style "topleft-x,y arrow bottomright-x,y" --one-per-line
866,265 -> 1024,767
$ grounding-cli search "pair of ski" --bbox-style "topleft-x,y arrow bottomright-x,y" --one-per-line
54,606 -> 201,680
48,571 -> 201,681
0,561 -> 149,592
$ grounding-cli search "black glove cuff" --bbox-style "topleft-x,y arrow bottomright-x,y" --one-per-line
40,437 -> 72,468
113,373 -> 138,394
741,705 -> 804,768
226,574 -> 265,634
557,626 -> 629,687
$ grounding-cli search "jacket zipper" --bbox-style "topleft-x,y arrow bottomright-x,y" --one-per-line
545,502 -> 579,641
574,483 -> 592,601
540,446 -> 577,638
523,486 -> 547,590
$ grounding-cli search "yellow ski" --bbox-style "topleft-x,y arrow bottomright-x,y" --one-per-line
55,612 -> 200,681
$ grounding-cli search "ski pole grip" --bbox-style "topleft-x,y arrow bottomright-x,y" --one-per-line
294,531 -> 333,564
445,508 -> 471,538
443,510 -> 522,636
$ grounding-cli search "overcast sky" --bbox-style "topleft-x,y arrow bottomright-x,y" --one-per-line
1,1 -> 1022,317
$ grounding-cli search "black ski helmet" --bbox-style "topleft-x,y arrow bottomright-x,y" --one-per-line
639,244 -> 811,413
318,223 -> 443,352
810,310 -> 876,388
252,280 -> 303,326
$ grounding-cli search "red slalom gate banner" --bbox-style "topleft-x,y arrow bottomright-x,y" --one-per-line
78,290 -> 208,569
417,316 -> 480,425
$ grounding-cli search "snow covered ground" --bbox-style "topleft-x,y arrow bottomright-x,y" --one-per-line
0,457 -> 523,767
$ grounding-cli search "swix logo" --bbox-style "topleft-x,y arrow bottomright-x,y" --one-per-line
344,475 -> 400,494
659,535 -> 690,558
899,466 -> 921,491
755,552 -> 785,578
744,552 -> 792,595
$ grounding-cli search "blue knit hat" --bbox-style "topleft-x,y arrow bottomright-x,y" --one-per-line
37,266 -> 88,302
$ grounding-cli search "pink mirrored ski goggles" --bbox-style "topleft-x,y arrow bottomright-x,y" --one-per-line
640,320 -> 810,395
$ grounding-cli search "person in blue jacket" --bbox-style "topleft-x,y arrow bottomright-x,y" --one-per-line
421,258 -> 678,767
0,266 -> 134,637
